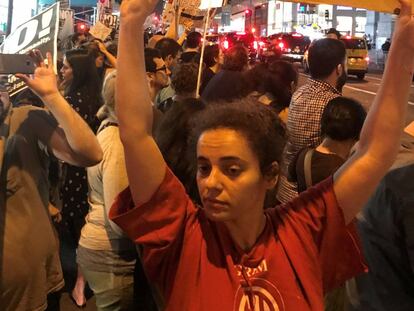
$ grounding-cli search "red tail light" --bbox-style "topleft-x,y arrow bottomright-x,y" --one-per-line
223,40 -> 229,50
258,41 -> 265,47
278,42 -> 285,49
253,41 -> 258,50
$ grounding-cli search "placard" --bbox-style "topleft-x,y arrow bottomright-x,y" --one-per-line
0,3 -> 60,96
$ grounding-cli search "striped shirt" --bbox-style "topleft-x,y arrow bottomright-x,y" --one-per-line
277,78 -> 341,203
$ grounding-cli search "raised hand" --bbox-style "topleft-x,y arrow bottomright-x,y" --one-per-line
119,0 -> 159,23
96,40 -> 108,54
16,51 -> 58,100
393,0 -> 414,58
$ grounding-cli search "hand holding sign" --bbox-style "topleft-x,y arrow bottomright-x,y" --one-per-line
16,51 -> 59,100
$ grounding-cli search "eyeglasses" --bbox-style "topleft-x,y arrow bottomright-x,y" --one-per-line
154,65 -> 167,73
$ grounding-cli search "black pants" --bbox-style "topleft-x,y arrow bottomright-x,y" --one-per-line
46,291 -> 61,311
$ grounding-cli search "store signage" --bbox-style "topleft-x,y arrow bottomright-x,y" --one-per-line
199,0 -> 224,10
288,0 -> 404,14
0,3 -> 59,96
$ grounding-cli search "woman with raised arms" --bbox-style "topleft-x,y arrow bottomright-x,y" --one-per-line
109,0 -> 414,310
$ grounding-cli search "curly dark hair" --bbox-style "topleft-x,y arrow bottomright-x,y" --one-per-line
171,63 -> 199,95
189,98 -> 287,174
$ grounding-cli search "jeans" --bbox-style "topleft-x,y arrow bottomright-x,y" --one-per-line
80,267 -> 134,311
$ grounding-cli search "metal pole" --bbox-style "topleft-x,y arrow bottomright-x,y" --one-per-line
6,0 -> 13,35
196,7 -> 211,98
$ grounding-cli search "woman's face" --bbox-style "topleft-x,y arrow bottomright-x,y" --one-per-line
215,49 -> 224,66
95,54 -> 105,68
196,128 -> 274,225
60,57 -> 73,84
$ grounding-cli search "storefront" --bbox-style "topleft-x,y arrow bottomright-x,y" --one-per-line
0,0 -> 38,32
266,1 -> 367,38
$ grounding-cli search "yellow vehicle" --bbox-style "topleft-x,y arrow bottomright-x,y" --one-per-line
302,36 -> 369,80
341,36 -> 369,80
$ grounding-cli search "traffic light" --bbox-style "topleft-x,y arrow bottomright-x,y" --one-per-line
244,9 -> 252,16
325,10 -> 330,20
299,4 -> 306,13
76,22 -> 89,33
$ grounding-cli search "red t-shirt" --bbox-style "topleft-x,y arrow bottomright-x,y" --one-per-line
109,168 -> 366,311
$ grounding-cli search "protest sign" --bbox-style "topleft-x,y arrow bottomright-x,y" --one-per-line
0,3 -> 59,96
59,9 -> 74,41
162,0 -> 205,29
199,0 -> 224,10
100,13 -> 119,29
179,0 -> 204,29
89,21 -> 112,41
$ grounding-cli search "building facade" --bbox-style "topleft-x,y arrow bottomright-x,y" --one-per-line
225,0 -> 393,46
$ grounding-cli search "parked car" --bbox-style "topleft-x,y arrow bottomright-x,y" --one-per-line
341,36 -> 369,80
303,36 -> 369,80
267,32 -> 311,62
219,31 -> 259,61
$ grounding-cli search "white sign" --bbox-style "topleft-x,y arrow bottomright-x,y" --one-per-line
89,21 -> 112,41
0,3 -> 60,96
199,0 -> 223,10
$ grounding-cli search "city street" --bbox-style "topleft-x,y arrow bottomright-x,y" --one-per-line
298,70 -> 414,126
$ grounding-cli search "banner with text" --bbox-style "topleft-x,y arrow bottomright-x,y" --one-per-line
287,0 -> 406,14
0,3 -> 59,96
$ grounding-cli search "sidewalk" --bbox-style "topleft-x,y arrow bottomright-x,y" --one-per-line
368,49 -> 385,75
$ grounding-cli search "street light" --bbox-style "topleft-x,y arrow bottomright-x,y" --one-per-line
6,0 -> 13,35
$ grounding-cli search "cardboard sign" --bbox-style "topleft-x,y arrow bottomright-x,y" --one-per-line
89,21 -> 112,41
179,0 -> 204,29
162,0 -> 205,29
0,3 -> 60,96
288,0 -> 404,14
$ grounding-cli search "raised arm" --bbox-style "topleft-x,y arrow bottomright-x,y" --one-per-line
334,0 -> 414,223
164,2 -> 180,41
97,41 -> 117,68
116,0 -> 166,205
17,52 -> 102,167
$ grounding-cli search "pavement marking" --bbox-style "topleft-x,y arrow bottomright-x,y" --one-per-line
344,85 -> 414,106
372,81 -> 414,88
300,73 -> 414,105
365,75 -> 382,81
366,75 -> 414,87
344,85 -> 377,95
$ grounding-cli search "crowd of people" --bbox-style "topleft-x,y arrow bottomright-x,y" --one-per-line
2,0 -> 414,310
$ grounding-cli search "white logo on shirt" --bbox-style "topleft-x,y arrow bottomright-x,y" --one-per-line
234,278 -> 285,311
238,286 -> 280,311
235,259 -> 268,278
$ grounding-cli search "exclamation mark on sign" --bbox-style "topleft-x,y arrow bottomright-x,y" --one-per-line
39,9 -> 53,38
